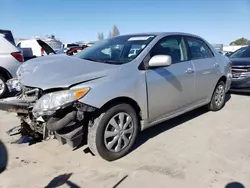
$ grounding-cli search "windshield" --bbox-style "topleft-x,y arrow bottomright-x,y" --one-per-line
77,35 -> 156,64
230,46 -> 250,58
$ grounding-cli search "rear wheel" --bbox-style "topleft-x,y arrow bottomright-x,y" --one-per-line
0,75 -> 8,98
207,81 -> 226,111
88,103 -> 139,161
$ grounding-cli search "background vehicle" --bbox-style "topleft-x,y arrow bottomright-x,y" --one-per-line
56,45 -> 88,56
62,43 -> 80,51
16,39 -> 56,57
229,46 -> 250,92
0,34 -> 23,98
0,33 -> 232,161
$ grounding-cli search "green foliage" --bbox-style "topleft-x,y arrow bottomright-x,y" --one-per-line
98,25 -> 120,40
111,25 -> 120,37
230,37 -> 250,45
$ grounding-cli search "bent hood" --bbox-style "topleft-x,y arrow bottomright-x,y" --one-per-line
17,54 -> 120,90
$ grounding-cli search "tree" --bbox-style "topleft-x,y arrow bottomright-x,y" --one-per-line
111,25 -> 120,37
98,32 -> 104,40
108,31 -> 112,38
230,37 -> 250,45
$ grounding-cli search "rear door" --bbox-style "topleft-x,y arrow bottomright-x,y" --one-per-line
185,37 -> 219,103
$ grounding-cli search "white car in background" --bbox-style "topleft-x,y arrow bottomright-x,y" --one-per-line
16,39 -> 56,57
0,34 -> 24,98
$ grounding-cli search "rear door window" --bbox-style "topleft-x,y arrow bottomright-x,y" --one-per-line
186,37 -> 214,60
37,40 -> 55,54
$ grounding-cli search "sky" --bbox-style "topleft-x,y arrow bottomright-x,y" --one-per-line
1,0 -> 250,44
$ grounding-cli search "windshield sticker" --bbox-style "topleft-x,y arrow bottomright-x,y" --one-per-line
128,36 -> 154,41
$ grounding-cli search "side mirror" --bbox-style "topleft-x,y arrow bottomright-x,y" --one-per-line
149,55 -> 172,67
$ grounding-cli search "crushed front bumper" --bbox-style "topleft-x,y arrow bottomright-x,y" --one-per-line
0,97 -> 35,114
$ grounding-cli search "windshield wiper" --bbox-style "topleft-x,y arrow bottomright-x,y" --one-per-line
99,60 -> 128,65
83,58 -> 127,65
83,58 -> 98,62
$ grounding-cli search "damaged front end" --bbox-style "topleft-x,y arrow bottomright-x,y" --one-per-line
0,85 -> 96,148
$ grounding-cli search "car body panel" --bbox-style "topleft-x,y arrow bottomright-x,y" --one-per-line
0,36 -> 22,78
17,54 -> 120,90
146,60 -> 195,123
72,65 -> 148,120
192,57 -> 219,102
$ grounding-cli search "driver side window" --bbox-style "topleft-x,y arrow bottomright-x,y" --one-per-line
150,36 -> 188,63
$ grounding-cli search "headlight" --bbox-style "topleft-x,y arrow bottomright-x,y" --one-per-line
33,88 -> 90,113
7,78 -> 21,92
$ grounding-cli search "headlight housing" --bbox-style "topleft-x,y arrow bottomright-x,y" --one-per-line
7,78 -> 21,92
32,88 -> 90,114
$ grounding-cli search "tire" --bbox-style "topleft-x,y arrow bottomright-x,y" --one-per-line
0,75 -> 8,99
207,81 -> 226,111
88,103 -> 139,161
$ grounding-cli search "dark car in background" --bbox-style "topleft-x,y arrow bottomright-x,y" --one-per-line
229,46 -> 250,92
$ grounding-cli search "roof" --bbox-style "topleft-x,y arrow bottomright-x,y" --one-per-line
119,32 -> 202,38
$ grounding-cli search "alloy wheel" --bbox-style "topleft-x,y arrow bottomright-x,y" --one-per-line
0,79 -> 5,96
214,85 -> 225,107
104,112 -> 134,153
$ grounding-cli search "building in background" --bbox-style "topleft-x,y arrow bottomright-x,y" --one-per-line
211,44 -> 223,52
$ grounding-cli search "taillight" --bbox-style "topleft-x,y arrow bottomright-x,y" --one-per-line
41,48 -> 45,56
229,61 -> 232,67
11,52 -> 24,62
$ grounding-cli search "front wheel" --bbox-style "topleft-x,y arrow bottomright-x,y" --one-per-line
207,81 -> 226,111
88,103 -> 139,161
0,75 -> 8,99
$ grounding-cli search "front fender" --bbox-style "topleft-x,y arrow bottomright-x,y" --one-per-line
70,71 -> 148,120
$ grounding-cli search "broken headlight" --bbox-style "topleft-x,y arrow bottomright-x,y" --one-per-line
7,78 -> 21,92
32,88 -> 90,114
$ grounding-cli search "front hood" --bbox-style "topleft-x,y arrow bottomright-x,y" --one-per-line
17,54 -> 120,90
230,58 -> 250,67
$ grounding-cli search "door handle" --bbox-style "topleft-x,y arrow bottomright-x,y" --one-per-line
185,68 -> 194,74
214,63 -> 219,67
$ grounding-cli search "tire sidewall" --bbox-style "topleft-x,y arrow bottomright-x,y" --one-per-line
94,104 -> 139,161
0,76 -> 7,98
211,81 -> 226,111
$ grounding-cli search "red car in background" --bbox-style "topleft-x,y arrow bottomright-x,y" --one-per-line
67,46 -> 85,56
56,45 -> 89,56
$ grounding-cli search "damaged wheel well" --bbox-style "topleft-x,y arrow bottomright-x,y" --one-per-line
0,67 -> 12,80
99,97 -> 142,121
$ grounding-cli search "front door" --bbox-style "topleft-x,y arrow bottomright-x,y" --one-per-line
145,36 -> 195,123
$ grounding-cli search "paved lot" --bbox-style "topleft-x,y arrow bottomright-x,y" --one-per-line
0,94 -> 250,188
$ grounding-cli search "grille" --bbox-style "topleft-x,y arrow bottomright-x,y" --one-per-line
232,67 -> 250,79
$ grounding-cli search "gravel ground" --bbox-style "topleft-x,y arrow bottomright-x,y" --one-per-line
0,93 -> 250,188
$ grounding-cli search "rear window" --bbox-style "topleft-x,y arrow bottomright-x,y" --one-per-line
37,40 -> 55,54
